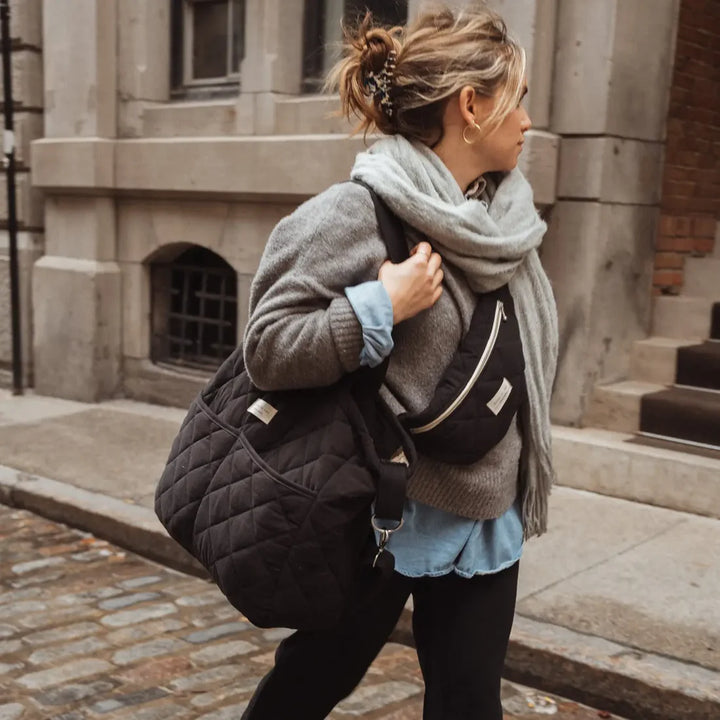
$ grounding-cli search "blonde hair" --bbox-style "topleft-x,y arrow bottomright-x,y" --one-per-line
327,3 -> 527,145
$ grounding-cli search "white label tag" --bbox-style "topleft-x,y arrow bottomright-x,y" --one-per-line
247,398 -> 278,425
487,378 -> 513,416
390,447 -> 409,466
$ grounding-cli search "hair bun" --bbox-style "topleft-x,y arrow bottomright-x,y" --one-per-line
359,26 -> 398,75
328,11 -> 403,136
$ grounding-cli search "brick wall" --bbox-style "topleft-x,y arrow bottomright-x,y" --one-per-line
654,0 -> 720,294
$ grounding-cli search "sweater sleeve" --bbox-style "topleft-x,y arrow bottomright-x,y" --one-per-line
243,183 -> 387,391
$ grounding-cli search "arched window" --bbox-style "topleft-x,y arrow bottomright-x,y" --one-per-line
302,0 -> 408,93
151,246 -> 238,371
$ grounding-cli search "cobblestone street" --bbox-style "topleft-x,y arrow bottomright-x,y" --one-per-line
0,505 -> 620,719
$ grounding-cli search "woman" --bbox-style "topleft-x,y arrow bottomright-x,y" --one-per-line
241,4 -> 558,718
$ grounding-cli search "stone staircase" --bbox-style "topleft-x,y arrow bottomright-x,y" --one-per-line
554,224 -> 720,519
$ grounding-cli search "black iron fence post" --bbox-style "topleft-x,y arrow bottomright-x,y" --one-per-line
0,0 -> 22,395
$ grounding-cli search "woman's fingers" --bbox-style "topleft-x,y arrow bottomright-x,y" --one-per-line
426,252 -> 442,276
411,241 -> 433,260
378,244 -> 444,323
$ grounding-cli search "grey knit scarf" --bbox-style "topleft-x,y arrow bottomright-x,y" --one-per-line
351,134 -> 559,538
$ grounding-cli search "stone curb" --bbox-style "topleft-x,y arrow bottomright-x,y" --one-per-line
391,612 -> 719,720
505,616 -> 719,720
1,464 -> 718,720
0,464 -> 206,579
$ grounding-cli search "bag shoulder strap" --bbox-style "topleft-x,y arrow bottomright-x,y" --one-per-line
346,180 -> 415,529
351,179 -> 409,264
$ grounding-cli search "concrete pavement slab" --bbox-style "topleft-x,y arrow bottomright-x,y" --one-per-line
518,487 -> 685,598
0,407 -> 178,502
0,389 -> 89,426
100,398 -> 187,424
519,513 -> 720,671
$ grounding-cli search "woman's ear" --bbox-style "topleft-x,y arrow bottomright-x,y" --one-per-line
459,85 -> 494,128
458,86 -> 477,127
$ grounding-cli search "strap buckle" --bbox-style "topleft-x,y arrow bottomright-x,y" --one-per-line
371,515 -> 404,568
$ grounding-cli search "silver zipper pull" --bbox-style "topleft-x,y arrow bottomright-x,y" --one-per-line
500,301 -> 507,321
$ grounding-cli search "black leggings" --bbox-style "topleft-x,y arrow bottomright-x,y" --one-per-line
242,561 -> 519,720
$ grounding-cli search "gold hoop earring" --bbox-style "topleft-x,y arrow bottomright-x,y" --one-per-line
462,121 -> 482,145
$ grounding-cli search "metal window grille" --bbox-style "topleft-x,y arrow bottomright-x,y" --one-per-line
152,247 -> 237,372
302,0 -> 408,93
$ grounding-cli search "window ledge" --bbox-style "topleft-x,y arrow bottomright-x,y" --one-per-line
170,83 -> 240,102
144,99 -> 238,138
274,94 -> 352,135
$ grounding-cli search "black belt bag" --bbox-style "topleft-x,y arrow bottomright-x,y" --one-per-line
400,284 -> 527,465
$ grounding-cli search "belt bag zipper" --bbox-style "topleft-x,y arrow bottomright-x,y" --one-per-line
410,300 -> 507,435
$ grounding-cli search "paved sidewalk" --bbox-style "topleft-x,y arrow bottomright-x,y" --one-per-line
0,390 -> 719,719
0,505 -> 621,719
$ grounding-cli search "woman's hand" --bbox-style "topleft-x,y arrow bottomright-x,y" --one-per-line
378,241 -> 443,324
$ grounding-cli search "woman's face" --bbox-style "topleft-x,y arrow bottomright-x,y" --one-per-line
433,80 -> 532,192
473,83 -> 531,173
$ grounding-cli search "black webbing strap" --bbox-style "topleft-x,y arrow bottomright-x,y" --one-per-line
352,179 -> 409,264
347,180 -> 417,535
374,459 -> 409,522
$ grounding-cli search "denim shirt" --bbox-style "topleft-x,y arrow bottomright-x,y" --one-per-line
344,281 -> 524,578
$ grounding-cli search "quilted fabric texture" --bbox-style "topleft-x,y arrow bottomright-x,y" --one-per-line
401,284 -> 526,465
155,346 -> 407,630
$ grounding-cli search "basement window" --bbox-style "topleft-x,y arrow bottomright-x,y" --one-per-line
151,246 -> 238,371
302,0 -> 407,93
171,0 -> 246,97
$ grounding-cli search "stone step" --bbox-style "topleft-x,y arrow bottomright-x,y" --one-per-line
584,380 -> 664,434
651,295 -> 713,339
641,386 -> 720,448
676,341 -> 720,390
629,336 -> 695,385
552,425 -> 720,519
683,256 -> 720,298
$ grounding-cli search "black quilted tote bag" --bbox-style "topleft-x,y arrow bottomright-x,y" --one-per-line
155,347 -> 414,630
155,184 -> 415,630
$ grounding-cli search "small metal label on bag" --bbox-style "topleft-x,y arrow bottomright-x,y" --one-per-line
247,398 -> 278,425
487,378 -> 512,416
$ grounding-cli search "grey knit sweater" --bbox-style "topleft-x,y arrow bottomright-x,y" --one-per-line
244,180 -> 521,520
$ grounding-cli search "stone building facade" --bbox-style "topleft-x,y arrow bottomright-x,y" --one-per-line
3,0 -> 715,435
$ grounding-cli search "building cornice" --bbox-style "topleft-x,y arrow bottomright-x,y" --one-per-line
31,131 -> 559,206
